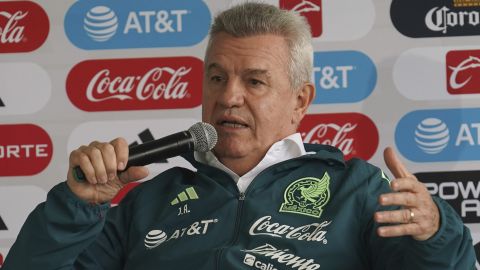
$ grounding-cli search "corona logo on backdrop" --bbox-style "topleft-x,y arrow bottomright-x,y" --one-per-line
391,0 -> 480,38
454,0 -> 480,7
0,124 -> 53,176
396,108 -> 480,162
64,0 -> 211,50
298,113 -> 379,160
446,49 -> 480,94
0,1 -> 49,53
66,57 -> 203,111
279,0 -> 323,37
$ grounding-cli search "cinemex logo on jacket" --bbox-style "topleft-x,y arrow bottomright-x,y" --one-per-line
64,0 -> 211,50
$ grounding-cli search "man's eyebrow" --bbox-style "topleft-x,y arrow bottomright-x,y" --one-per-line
205,63 -> 224,72
244,68 -> 270,78
205,64 -> 271,78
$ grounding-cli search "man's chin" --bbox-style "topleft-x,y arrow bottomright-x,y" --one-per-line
212,143 -> 250,160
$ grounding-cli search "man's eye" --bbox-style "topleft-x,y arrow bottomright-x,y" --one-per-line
210,75 -> 224,82
249,79 -> 264,86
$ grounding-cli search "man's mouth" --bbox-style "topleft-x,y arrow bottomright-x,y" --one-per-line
218,120 -> 248,128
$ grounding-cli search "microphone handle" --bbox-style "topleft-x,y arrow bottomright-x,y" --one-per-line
73,131 -> 194,182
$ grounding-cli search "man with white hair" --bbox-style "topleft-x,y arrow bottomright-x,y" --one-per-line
3,2 -> 476,269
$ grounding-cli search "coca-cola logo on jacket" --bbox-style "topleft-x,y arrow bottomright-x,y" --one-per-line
66,57 -> 203,111
446,49 -> 480,94
298,113 -> 379,160
0,1 -> 49,53
0,124 -> 53,176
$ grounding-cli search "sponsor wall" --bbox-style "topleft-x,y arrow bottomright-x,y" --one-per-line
0,0 -> 479,267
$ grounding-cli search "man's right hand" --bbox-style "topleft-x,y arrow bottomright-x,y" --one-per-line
66,138 -> 149,204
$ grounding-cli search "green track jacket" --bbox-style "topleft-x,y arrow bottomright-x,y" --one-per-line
3,144 -> 476,269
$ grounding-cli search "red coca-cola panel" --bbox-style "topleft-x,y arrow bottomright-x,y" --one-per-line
446,49 -> 480,95
0,1 -> 49,53
0,124 -> 53,176
279,0 -> 323,37
298,113 -> 378,160
111,182 -> 141,206
66,57 -> 203,111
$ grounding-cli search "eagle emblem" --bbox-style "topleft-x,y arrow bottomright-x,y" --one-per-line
279,172 -> 330,218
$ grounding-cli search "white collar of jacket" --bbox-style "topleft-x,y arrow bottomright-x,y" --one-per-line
194,133 -> 306,192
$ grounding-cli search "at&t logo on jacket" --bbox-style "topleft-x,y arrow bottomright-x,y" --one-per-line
144,219 -> 218,249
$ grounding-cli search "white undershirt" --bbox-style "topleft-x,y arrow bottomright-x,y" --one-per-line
194,133 -> 307,192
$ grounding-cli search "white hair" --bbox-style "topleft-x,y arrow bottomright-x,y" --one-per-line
205,2 -> 313,90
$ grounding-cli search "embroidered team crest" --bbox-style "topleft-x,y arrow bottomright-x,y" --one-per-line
279,172 -> 330,218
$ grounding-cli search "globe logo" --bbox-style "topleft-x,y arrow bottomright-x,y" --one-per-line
414,118 -> 450,154
83,6 -> 118,42
144,229 -> 168,249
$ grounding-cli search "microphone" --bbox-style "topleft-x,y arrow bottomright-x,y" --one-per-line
73,122 -> 217,182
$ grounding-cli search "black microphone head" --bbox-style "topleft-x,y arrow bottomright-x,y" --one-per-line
188,122 -> 218,152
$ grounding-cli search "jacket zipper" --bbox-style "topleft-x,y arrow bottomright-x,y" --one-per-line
215,189 -> 245,269
214,154 -> 338,268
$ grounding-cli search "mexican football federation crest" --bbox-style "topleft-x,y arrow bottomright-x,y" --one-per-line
279,172 -> 330,218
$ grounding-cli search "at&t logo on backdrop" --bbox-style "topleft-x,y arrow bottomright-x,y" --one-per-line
64,0 -> 211,50
395,108 -> 480,162
312,51 -> 376,104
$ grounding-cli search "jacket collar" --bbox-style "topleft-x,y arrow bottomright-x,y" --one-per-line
182,143 -> 346,173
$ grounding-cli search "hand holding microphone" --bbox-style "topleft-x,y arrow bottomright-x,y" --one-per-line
66,122 -> 217,204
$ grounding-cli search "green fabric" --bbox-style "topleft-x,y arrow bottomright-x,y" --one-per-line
3,144 -> 476,269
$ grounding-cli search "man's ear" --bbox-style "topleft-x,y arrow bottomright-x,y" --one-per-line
292,82 -> 315,126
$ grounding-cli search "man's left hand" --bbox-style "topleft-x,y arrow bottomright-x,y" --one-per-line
374,147 -> 440,241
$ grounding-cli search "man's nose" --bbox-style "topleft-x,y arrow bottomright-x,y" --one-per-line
218,78 -> 245,108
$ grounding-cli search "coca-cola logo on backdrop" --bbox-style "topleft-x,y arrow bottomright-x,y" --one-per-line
446,49 -> 480,94
0,124 -> 53,176
0,1 -> 49,53
298,113 -> 379,160
66,57 -> 203,111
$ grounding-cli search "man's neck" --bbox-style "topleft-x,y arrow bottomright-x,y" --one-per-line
216,154 -> 265,177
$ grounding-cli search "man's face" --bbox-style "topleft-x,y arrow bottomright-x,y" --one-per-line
202,33 -> 302,164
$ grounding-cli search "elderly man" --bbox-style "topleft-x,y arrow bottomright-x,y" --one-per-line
3,2 -> 476,269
